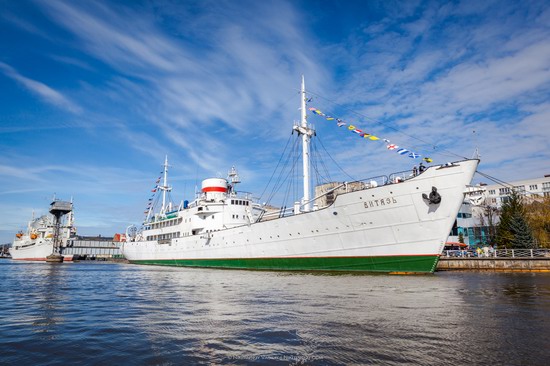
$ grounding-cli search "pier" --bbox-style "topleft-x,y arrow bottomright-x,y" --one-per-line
63,237 -> 123,260
437,249 -> 550,272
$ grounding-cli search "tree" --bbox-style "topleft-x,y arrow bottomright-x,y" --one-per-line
524,196 -> 550,248
476,202 -> 499,246
495,190 -> 537,249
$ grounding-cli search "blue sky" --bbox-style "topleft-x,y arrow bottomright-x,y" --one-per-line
1,0 -> 549,243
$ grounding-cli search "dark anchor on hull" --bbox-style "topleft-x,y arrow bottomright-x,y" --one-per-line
422,186 -> 441,205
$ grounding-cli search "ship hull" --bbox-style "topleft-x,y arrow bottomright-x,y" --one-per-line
10,239 -> 74,262
122,160 -> 478,273
130,255 -> 438,273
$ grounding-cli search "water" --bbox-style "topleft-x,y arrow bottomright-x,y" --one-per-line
1,261 -> 549,365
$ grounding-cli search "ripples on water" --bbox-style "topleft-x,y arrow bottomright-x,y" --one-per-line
1,261 -> 549,365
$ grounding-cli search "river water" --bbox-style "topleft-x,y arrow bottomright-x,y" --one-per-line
1,261 -> 549,365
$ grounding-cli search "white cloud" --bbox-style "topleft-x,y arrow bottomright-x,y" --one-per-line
0,62 -> 82,114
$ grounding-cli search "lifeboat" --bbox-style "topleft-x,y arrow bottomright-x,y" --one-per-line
30,233 -> 38,240
15,233 -> 23,238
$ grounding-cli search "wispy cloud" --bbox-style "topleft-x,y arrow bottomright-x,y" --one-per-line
35,0 -> 325,171
0,62 -> 82,114
309,0 -> 550,181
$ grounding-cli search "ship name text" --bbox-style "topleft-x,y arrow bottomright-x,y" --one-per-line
364,197 -> 397,208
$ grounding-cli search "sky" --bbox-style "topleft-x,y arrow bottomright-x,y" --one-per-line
1,0 -> 549,243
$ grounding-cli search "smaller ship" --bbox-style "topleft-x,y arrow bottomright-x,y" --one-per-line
10,199 -> 76,262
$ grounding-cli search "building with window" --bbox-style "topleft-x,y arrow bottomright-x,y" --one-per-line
447,174 -> 550,247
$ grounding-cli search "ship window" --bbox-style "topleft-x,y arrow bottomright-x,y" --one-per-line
231,200 -> 234,204
212,215 -> 215,219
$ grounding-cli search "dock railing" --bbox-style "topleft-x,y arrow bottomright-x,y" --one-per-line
441,248 -> 550,258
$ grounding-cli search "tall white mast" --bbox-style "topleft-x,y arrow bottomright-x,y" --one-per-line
301,76 -> 311,212
291,75 -> 314,212
160,155 -> 171,214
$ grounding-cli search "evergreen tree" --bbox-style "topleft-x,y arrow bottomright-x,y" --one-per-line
495,190 -> 537,248
509,213 -> 536,249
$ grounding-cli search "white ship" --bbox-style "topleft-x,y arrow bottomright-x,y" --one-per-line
10,200 -> 76,262
122,78 -> 479,273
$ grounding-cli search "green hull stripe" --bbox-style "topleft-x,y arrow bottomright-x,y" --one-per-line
130,255 -> 440,273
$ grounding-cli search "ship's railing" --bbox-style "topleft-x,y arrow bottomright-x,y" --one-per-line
233,191 -> 253,200
260,206 -> 295,220
257,168 -> 432,222
441,248 -> 550,258
352,175 -> 390,189
388,169 -> 423,184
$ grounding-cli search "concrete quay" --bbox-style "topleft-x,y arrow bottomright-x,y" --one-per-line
437,257 -> 550,272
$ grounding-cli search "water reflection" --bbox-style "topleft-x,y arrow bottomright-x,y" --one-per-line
32,264 -> 67,333
128,268 -> 490,364
1,262 -> 549,365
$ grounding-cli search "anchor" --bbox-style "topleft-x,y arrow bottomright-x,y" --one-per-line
422,186 -> 441,205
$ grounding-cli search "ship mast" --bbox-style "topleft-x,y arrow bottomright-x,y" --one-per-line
293,75 -> 315,212
159,155 -> 172,214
